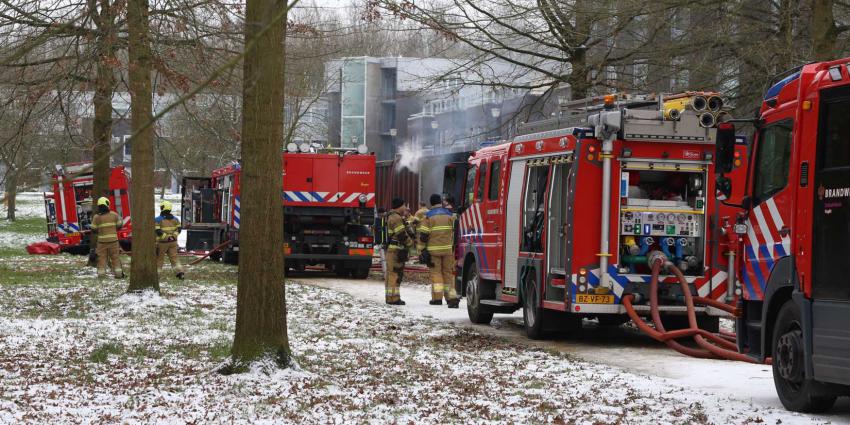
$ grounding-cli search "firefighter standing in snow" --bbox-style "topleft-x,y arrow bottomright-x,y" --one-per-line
385,198 -> 413,305
418,194 -> 459,307
91,197 -> 124,278
155,201 -> 185,279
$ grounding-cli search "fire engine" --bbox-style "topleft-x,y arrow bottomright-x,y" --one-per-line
445,93 -> 749,340
716,58 -> 850,412
182,144 -> 376,278
43,163 -> 132,254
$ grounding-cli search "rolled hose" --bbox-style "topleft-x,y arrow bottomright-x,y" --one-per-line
622,258 -> 758,363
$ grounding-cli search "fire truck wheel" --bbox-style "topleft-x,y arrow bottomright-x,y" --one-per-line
661,315 -> 720,333
351,264 -> 371,279
222,250 -> 239,265
465,262 -> 493,325
523,277 -> 545,340
772,301 -> 837,413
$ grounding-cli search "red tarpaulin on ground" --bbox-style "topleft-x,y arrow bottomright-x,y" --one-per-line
26,242 -> 61,255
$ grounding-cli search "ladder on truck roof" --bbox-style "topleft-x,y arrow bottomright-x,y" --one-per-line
516,92 -> 720,145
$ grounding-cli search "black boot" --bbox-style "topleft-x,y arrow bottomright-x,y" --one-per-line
386,300 -> 406,305
429,300 -> 442,305
176,272 -> 185,280
447,299 -> 460,309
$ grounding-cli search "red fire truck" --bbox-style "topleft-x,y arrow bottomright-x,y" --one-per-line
445,93 -> 748,339
183,145 -> 376,278
716,59 -> 850,412
44,163 -> 132,254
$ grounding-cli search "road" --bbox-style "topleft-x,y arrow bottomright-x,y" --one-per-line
294,273 -> 850,423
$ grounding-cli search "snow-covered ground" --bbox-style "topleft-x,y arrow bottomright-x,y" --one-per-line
0,251 -> 843,424
0,192 -> 51,248
1,193 -> 847,423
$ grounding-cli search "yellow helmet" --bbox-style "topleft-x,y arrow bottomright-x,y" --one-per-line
160,200 -> 173,211
97,197 -> 110,207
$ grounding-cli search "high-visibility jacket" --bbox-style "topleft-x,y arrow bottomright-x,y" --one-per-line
155,214 -> 181,242
386,210 -> 412,251
418,207 -> 455,255
92,211 -> 122,243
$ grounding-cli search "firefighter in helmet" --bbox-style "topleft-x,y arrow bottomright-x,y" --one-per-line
385,197 -> 413,305
91,197 -> 124,279
155,200 -> 185,279
418,193 -> 460,308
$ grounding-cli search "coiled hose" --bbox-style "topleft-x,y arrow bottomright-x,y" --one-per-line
622,258 -> 757,363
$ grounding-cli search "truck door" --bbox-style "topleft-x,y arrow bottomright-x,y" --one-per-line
480,158 -> 503,279
810,86 -> 850,384
515,162 -> 551,299
442,162 -> 469,208
742,118 -> 794,301
283,155 -> 313,203
546,158 -> 573,301
313,156 -> 338,203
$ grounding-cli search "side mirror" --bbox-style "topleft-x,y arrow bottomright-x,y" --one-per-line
715,123 -> 736,174
716,175 -> 732,200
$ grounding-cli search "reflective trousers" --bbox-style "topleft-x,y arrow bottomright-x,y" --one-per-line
429,253 -> 458,302
385,249 -> 406,302
157,241 -> 184,274
96,240 -> 123,278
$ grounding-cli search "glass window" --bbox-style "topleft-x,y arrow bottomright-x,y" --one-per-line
521,165 -> 550,252
465,165 -> 477,206
753,120 -> 793,203
488,160 -> 501,200
476,163 -> 486,201
821,100 -> 850,169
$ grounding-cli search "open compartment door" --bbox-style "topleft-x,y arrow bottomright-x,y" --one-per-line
442,161 -> 469,210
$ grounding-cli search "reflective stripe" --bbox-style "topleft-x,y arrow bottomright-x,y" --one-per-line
428,244 -> 453,251
429,226 -> 453,231
390,225 -> 405,234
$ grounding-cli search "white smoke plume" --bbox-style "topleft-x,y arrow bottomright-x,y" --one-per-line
395,143 -> 423,173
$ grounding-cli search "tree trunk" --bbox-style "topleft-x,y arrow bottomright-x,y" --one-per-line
228,0 -> 290,369
92,0 -> 115,208
812,0 -> 837,61
126,0 -> 159,292
5,166 -> 16,221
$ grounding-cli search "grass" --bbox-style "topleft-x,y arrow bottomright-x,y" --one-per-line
89,342 -> 125,363
0,216 -> 47,235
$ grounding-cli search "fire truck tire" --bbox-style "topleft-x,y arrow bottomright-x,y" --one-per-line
464,262 -> 493,325
351,264 -> 371,279
661,315 -> 720,334
523,278 -> 545,340
772,301 -> 837,413
223,250 -> 239,265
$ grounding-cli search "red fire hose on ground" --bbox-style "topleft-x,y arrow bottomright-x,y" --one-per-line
622,253 -> 757,363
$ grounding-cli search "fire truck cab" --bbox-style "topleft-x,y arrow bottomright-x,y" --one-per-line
44,163 -> 132,254
183,147 -> 376,278
719,59 -> 850,412
447,94 -> 745,339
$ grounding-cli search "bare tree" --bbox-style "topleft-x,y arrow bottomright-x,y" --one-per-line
224,0 -> 296,372
126,0 -> 159,292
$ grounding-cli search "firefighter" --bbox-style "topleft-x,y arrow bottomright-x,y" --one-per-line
385,198 -> 413,305
413,202 -> 429,229
419,193 -> 460,308
155,200 -> 185,279
91,197 -> 124,279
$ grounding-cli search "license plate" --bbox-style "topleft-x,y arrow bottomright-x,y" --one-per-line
576,294 -> 615,304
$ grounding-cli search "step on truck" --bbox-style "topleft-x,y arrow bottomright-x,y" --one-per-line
182,144 -> 376,278
44,163 -> 132,254
444,93 -> 748,339
716,59 -> 850,412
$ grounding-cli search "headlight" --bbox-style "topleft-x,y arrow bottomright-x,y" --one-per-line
299,143 -> 310,153
358,194 -> 368,203
286,143 -> 298,153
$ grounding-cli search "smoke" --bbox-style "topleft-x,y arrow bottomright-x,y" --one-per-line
395,143 -> 423,173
